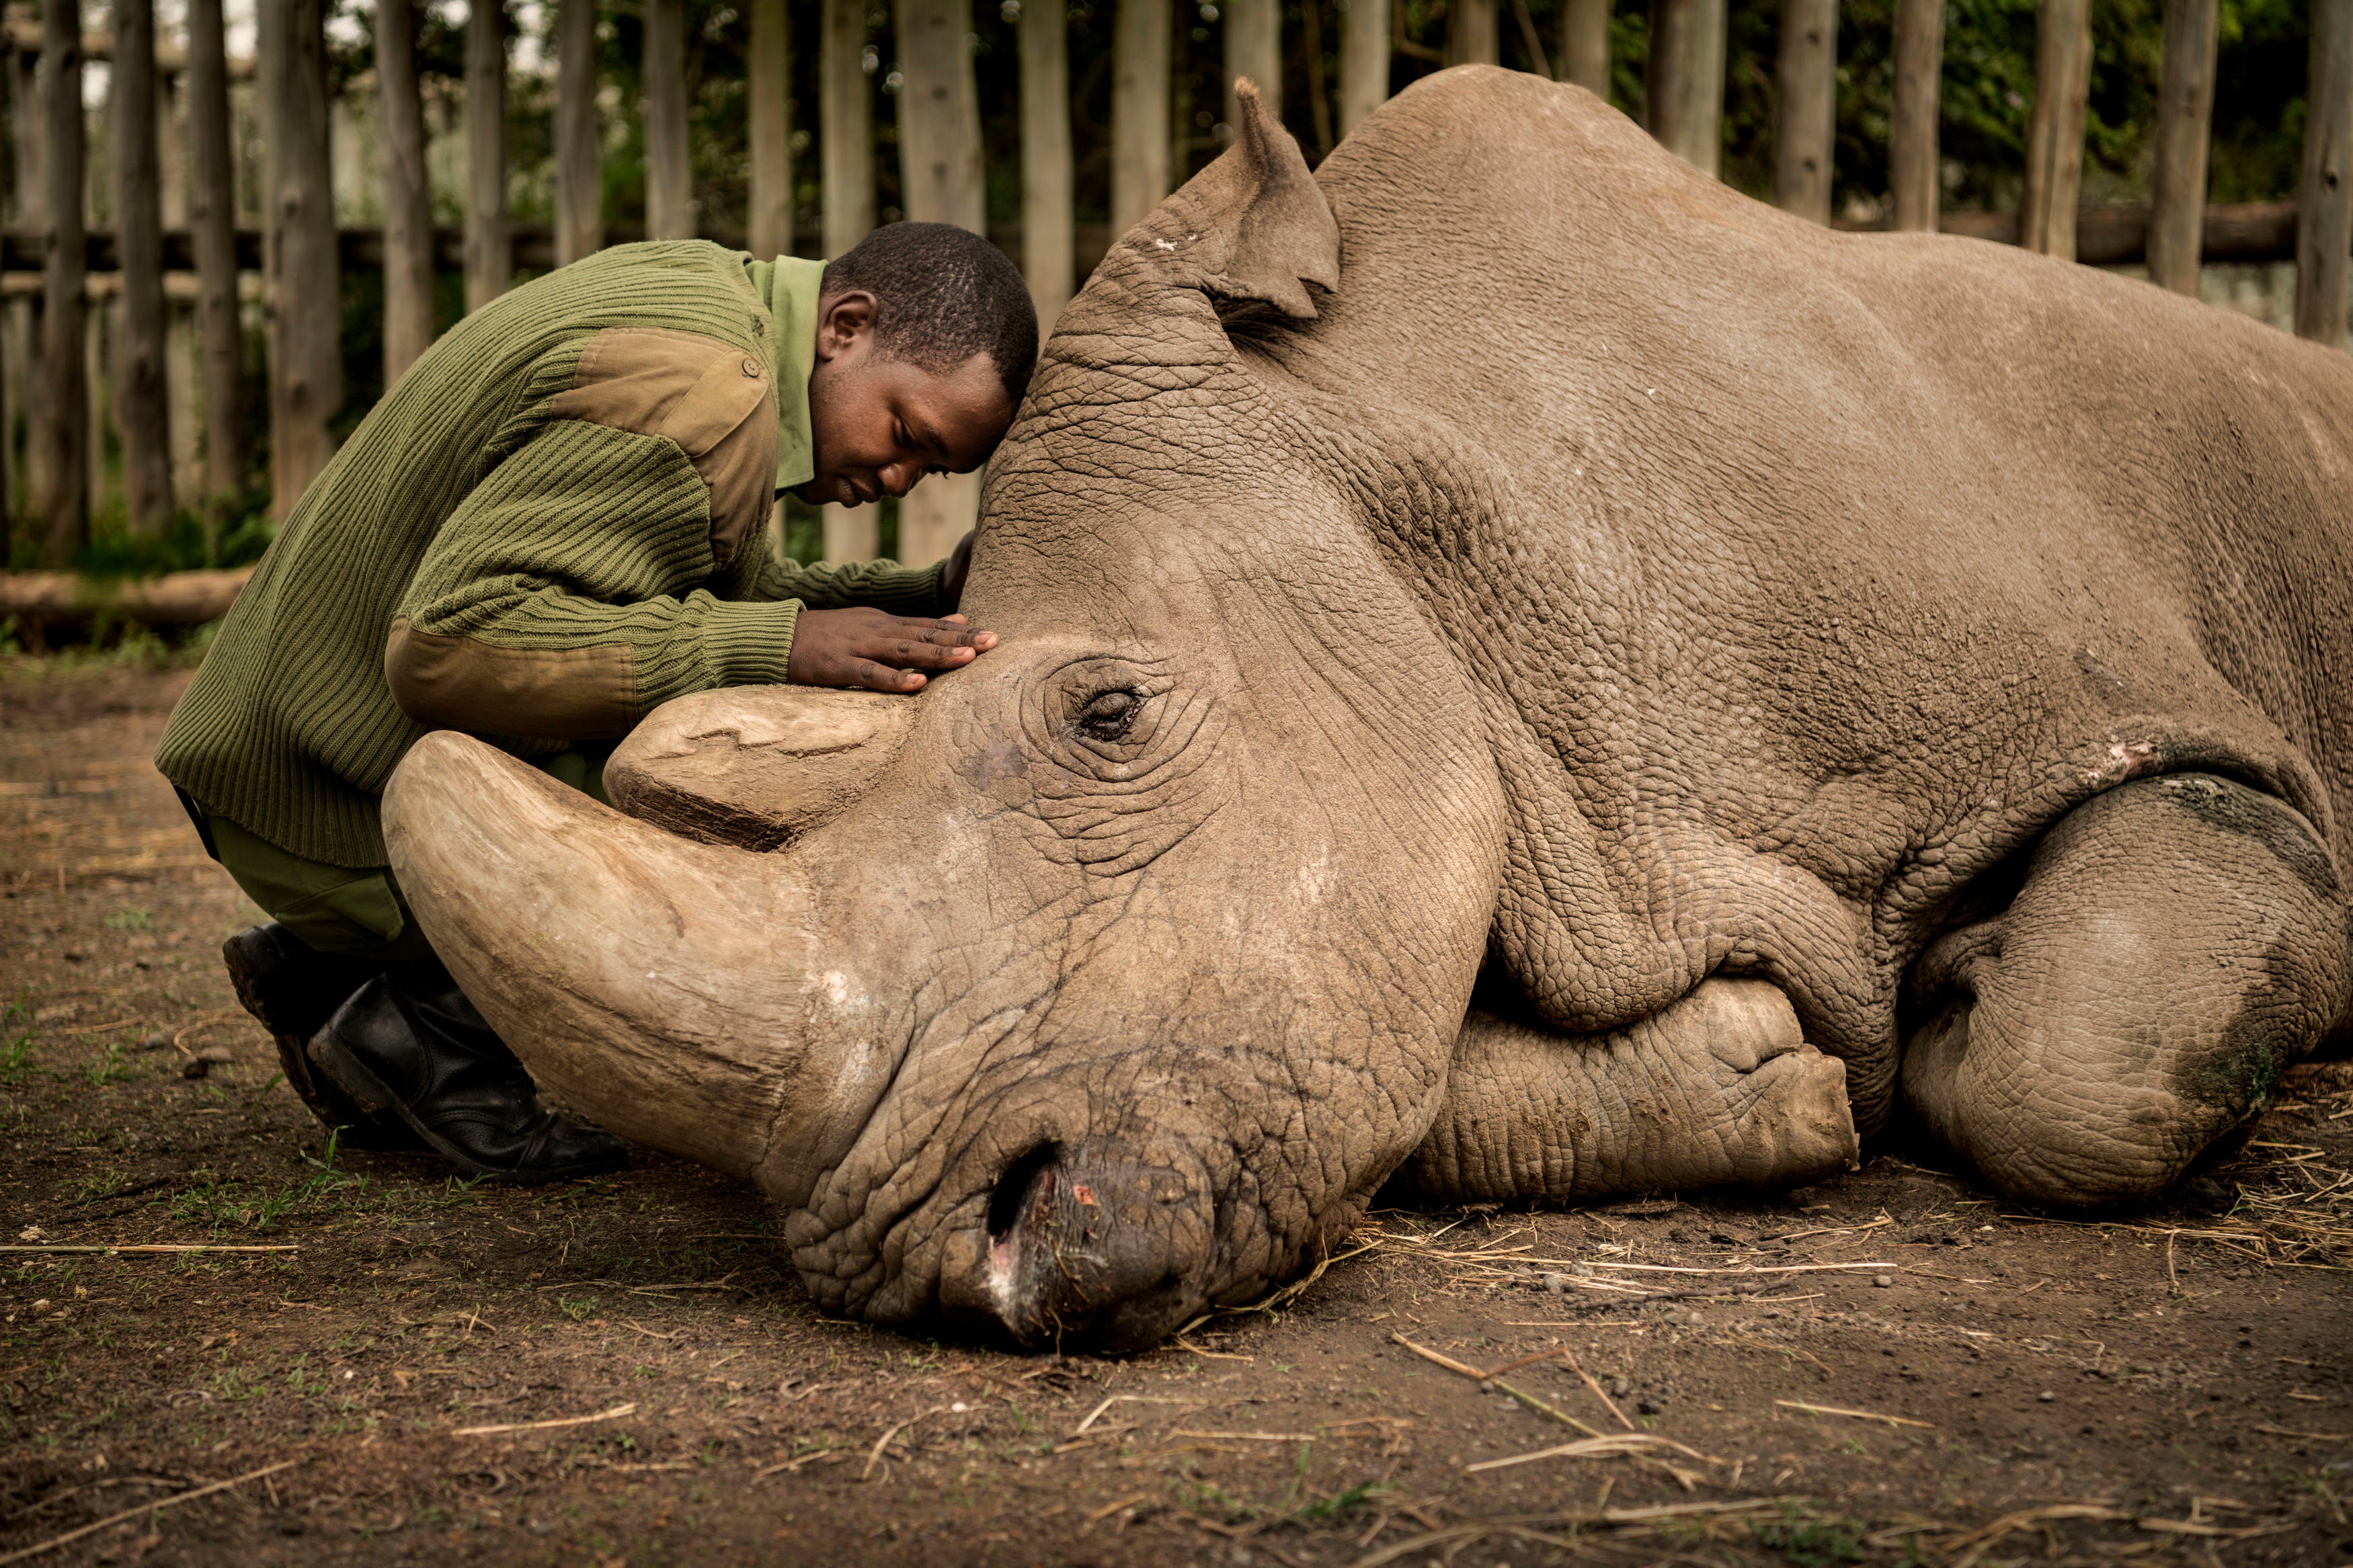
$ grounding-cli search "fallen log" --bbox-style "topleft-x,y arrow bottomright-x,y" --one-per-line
1833,198 -> 2301,267
0,566 -> 253,629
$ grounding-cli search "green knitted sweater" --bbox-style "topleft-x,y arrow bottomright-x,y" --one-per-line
157,241 -> 943,869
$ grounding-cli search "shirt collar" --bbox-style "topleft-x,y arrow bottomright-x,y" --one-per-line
746,255 -> 826,494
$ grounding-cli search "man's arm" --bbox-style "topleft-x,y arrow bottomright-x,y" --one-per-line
387,419 -> 795,738
755,553 -> 950,616
750,524 -> 977,618
387,423 -> 982,735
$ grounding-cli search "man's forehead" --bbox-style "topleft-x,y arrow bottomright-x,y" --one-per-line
896,356 -> 1010,431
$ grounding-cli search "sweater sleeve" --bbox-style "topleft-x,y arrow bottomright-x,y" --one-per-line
751,552 -> 949,616
387,417 -> 798,740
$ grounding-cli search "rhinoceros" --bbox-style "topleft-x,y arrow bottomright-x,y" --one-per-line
381,67 -> 2353,1350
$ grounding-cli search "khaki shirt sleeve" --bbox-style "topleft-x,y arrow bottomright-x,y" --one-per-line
549,326 -> 781,567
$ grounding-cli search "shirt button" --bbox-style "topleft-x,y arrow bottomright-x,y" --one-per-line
741,357 -> 762,378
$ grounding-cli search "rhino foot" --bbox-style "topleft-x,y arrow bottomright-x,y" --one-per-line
1403,977 -> 1859,1203
1903,773 -> 2351,1209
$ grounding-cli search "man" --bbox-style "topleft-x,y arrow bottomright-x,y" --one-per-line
156,222 -> 1037,1182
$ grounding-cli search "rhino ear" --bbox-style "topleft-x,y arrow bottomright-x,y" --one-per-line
1134,77 -> 1339,319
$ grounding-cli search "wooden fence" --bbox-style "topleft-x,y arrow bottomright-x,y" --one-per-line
10,0 -> 2353,573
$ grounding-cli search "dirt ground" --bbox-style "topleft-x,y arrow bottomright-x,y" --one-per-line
2,660 -> 2349,1568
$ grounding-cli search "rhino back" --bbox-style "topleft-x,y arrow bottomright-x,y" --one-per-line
1291,67 -> 2353,1126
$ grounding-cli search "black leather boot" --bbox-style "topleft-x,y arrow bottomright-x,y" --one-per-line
221,924 -> 421,1151
309,962 -> 627,1184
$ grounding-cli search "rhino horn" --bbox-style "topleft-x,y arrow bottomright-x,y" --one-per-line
603,686 -> 920,852
382,730 -> 891,1196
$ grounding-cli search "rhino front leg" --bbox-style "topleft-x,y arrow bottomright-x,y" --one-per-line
1402,978 -> 1859,1202
1903,773 -> 2352,1208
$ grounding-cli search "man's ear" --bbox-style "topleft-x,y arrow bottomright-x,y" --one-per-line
814,290 -> 877,361
1122,78 -> 1340,320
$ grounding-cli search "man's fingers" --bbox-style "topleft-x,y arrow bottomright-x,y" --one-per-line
873,638 -> 982,671
869,614 -> 994,650
908,620 -> 994,649
848,659 -> 926,692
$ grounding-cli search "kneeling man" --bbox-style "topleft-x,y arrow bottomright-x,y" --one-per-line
156,222 -> 1036,1182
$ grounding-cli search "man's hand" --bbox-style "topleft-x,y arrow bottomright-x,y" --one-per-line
787,608 -> 997,693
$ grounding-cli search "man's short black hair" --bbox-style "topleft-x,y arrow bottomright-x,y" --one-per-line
820,222 -> 1039,411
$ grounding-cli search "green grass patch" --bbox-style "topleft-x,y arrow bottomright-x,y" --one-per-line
1751,1505 -> 1868,1567
170,1128 -> 372,1233
82,1042 -> 134,1087
1,993 -> 35,1085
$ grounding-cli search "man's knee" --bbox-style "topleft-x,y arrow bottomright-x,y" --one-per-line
189,803 -> 435,963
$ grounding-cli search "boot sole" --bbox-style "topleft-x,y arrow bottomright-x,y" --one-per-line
311,1034 -> 625,1186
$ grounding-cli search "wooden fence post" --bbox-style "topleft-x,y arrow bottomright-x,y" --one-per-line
2020,0 -> 2091,258
159,65 -> 188,227
466,0 -> 509,308
186,0 -> 244,505
378,0 -> 434,378
1021,0 -> 1074,327
1225,0 -> 1279,125
1889,0 -> 1941,231
1647,0 -> 1725,176
820,0 -> 875,562
2146,0 -> 2218,295
86,304 -> 107,527
896,0 -> 986,235
39,0 -> 87,563
1560,0 -> 1607,93
1302,0 -> 1335,155
895,0 -> 986,566
2296,0 -> 2352,343
1773,0 -> 1834,222
260,0 -> 344,515
158,71 -> 198,507
645,0 -> 694,237
1170,9 -> 1191,183
555,0 -> 603,263
1445,0 -> 1497,65
6,51 -> 34,520
750,0 -> 791,557
1339,0 -> 1390,133
11,46 -> 40,229
821,0 -> 875,257
750,0 -> 792,259
114,0 -> 173,536
1111,0 -> 1170,231
167,302 -> 202,503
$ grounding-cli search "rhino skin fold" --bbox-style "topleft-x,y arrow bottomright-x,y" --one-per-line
387,70 -> 2353,1350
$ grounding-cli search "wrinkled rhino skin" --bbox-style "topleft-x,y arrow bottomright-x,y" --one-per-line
384,67 -> 2353,1350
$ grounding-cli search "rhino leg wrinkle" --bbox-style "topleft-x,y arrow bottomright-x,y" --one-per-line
385,71 -> 2353,1348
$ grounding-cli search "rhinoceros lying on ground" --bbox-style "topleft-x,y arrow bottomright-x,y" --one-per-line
383,67 -> 2353,1350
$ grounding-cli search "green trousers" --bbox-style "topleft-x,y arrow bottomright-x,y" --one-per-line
179,746 -> 613,964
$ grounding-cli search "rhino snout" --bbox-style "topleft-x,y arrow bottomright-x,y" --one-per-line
949,1139 -> 1218,1351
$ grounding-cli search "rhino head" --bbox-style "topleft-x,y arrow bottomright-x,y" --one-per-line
383,85 -> 1514,1350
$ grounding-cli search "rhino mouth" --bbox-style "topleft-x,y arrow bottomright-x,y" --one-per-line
971,1139 -> 1214,1350
820,1098 -> 1239,1352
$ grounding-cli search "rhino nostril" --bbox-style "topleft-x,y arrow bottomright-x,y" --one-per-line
986,1143 -> 1060,1243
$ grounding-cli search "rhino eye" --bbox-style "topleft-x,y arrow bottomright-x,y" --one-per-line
1076,689 -> 1140,741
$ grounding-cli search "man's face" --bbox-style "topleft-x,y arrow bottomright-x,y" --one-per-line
800,290 -> 1016,509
